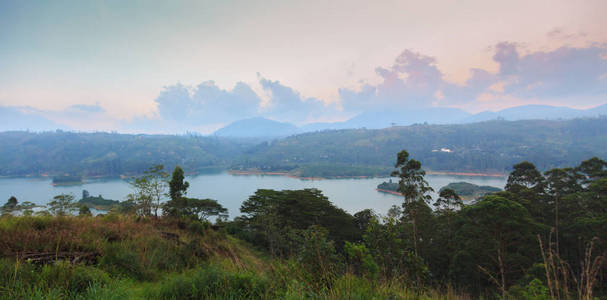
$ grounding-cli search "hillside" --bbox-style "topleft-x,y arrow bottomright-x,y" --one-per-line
0,131 -> 255,177
232,118 -> 607,176
1,118 -> 606,178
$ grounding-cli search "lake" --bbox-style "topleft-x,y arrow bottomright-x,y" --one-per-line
0,173 -> 506,218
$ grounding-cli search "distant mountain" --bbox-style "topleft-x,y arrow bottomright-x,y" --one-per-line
343,107 -> 471,128
214,117 -> 300,138
302,107 -> 472,131
227,104 -> 607,137
301,104 -> 607,132
464,104 -> 607,123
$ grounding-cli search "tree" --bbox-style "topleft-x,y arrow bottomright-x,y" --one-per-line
240,189 -> 358,256
505,161 -> 547,222
434,188 -> 463,255
391,149 -> 433,255
454,195 -> 538,298
127,164 -> 168,217
434,188 -> 463,212
20,201 -> 36,216
543,167 -> 583,253
169,166 -> 189,200
79,205 -> 92,216
184,198 -> 228,220
506,161 -> 544,191
48,194 -> 76,216
353,209 -> 376,234
576,157 -> 607,184
164,166 -> 190,217
1,196 -> 18,216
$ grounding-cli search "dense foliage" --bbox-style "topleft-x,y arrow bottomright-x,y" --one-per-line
1,118 -> 606,178
439,182 -> 502,200
1,153 -> 606,299
233,118 -> 607,176
0,131 -> 255,177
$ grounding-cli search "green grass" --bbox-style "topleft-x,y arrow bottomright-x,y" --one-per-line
0,215 -> 472,299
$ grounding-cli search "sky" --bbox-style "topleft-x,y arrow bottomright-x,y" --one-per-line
1,0 -> 606,133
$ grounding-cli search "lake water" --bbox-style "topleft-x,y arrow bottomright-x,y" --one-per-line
0,173 -> 506,218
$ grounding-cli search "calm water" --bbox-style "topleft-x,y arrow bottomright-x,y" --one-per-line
0,173 -> 506,218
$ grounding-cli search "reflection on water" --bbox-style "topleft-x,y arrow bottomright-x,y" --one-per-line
0,173 -> 506,218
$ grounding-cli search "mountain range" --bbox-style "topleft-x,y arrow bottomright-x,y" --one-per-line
213,103 -> 607,137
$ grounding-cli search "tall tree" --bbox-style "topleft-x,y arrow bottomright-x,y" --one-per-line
165,166 -> 190,217
1,196 -> 18,216
454,195 -> 537,298
391,150 -> 433,255
576,157 -> 607,184
543,167 -> 583,253
48,194 -> 76,216
505,161 -> 544,191
127,164 -> 168,217
184,198 -> 228,221
169,166 -> 189,200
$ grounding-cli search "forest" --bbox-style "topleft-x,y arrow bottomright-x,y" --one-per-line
1,117 -> 606,178
0,150 -> 605,299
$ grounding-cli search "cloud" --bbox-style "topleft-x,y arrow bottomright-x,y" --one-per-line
258,77 -> 336,123
155,81 -> 261,125
497,44 -> 607,98
14,38 -> 599,133
339,50 -> 446,112
340,41 -> 607,112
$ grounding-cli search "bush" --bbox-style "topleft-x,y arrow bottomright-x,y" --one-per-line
187,220 -> 209,236
146,264 -> 272,299
344,241 -> 379,279
68,265 -> 110,293
98,243 -> 147,280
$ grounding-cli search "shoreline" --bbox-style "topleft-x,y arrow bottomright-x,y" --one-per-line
376,188 -> 402,196
228,169 -> 506,180
1,168 -> 507,182
425,171 -> 506,177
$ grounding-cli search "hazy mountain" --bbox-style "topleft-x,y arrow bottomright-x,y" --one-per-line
464,104 -> 607,123
223,104 -> 607,137
302,107 -> 472,131
213,117 -> 300,138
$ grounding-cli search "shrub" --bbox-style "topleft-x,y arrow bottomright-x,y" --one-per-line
146,264 -> 272,299
98,243 -> 147,280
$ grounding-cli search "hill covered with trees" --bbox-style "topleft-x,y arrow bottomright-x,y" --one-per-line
232,118 -> 607,177
1,118 -> 606,178
0,131 -> 257,177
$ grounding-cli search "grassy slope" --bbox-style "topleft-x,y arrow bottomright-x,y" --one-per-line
0,216 -> 469,299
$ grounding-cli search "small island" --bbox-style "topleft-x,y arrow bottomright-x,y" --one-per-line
78,190 -> 120,211
51,175 -> 84,186
376,180 -> 502,200
439,182 -> 501,201
376,179 -> 401,195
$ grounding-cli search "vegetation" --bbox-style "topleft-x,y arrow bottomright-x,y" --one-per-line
232,118 -> 607,177
52,176 -> 84,186
439,182 -> 501,201
0,153 -> 606,299
1,118 -> 606,178
78,190 -> 120,211
0,130 -> 255,177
